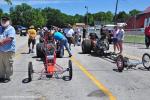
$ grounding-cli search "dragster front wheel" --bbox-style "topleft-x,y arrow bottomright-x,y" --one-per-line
116,55 -> 124,72
28,62 -> 34,82
63,60 -> 73,81
142,53 -> 150,70
68,60 -> 73,80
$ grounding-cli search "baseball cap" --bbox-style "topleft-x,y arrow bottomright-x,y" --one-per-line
1,16 -> 10,21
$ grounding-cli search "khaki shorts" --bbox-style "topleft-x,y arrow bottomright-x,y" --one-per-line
0,52 -> 15,78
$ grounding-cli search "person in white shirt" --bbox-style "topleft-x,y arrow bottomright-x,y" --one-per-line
66,25 -> 74,50
112,26 -> 120,53
116,27 -> 125,54
74,27 -> 81,46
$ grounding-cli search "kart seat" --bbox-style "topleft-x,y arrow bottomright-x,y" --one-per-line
45,43 -> 56,60
47,55 -> 54,60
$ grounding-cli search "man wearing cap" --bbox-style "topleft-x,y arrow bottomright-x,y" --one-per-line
0,16 -> 16,83
28,25 -> 37,53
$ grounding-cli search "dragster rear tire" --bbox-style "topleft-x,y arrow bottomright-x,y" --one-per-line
82,39 -> 91,54
36,43 -> 44,58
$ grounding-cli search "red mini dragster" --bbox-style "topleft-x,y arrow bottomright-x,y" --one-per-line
27,32 -> 72,82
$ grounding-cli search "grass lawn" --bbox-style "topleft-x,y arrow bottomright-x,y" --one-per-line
124,35 -> 145,44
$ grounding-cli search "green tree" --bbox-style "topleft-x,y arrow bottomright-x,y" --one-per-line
94,12 -> 105,22
10,3 -> 46,28
0,8 -> 3,18
73,14 -> 84,23
10,3 -> 32,26
42,7 -> 75,27
116,11 -> 129,22
42,7 -> 62,27
4,0 -> 12,5
87,13 -> 94,26
25,8 -> 47,28
129,9 -> 141,16
105,11 -> 114,24
93,11 -> 113,25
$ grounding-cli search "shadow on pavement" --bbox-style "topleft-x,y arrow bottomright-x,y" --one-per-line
21,52 -> 30,54
32,56 -> 38,58
138,67 -> 150,71
22,76 -> 70,83
113,67 -> 142,73
31,56 -> 44,62
78,52 -> 84,54
113,69 -> 120,72
59,56 -> 70,58
138,47 -> 148,49
100,57 -> 116,63
89,52 -> 99,57
36,59 -> 44,62
87,90 -> 107,98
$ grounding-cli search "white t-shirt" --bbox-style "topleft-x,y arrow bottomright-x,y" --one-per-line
113,29 -> 119,38
66,29 -> 74,37
76,28 -> 80,34
117,29 -> 125,41
64,28 -> 69,34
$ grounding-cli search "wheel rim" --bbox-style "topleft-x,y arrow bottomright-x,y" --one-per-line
116,56 -> 124,69
143,54 -> 150,68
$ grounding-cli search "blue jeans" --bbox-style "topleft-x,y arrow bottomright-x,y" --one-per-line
60,38 -> 72,56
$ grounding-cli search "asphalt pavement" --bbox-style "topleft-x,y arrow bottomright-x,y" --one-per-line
0,35 -> 150,100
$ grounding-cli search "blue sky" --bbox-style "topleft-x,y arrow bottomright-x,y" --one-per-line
0,0 -> 150,15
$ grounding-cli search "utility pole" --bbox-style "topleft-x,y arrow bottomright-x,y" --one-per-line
85,6 -> 88,26
114,0 -> 119,24
85,6 -> 89,36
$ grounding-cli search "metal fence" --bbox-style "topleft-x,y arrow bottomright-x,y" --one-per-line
124,30 -> 145,44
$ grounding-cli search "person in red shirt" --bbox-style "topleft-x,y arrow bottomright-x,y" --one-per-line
144,24 -> 150,49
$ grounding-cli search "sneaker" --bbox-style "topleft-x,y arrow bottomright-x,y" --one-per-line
31,50 -> 34,53
3,78 -> 10,83
0,78 -> 5,82
69,55 -> 72,57
29,49 -> 31,53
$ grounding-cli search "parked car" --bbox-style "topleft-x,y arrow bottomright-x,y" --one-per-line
20,27 -> 27,36
15,25 -> 27,36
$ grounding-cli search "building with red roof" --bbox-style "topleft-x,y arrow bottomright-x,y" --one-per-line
126,6 -> 150,29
